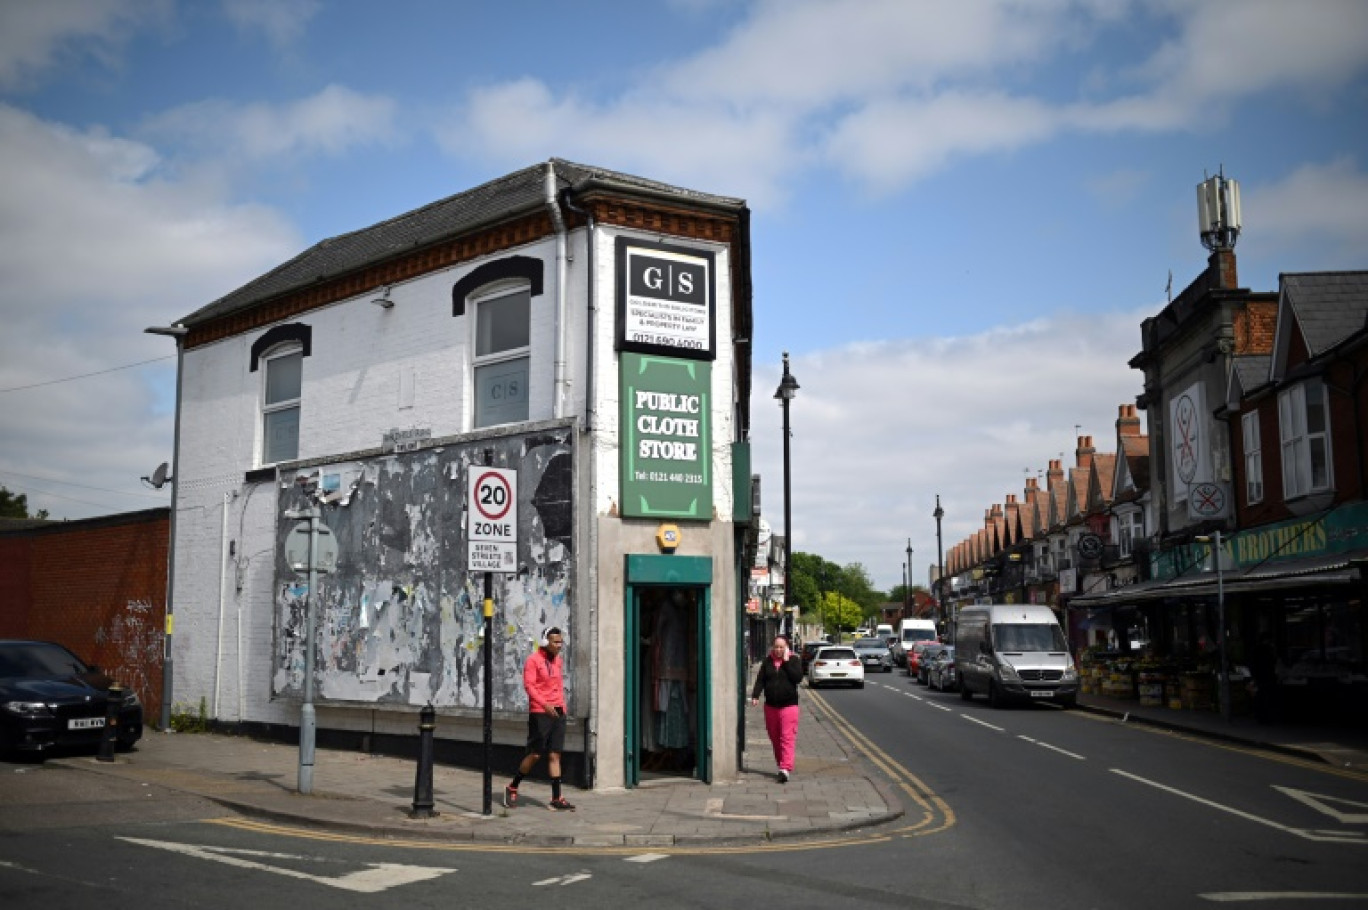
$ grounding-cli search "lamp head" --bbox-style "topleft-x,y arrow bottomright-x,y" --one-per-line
774,351 -> 799,401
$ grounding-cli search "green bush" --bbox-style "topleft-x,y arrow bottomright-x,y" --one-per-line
168,697 -> 210,733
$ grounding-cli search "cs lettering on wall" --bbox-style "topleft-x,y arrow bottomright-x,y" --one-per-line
616,237 -> 716,362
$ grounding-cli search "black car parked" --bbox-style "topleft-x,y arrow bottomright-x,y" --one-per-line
0,640 -> 144,758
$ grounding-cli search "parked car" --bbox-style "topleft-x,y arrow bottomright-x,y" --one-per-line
852,637 -> 893,673
927,646 -> 958,691
905,640 -> 939,680
808,646 -> 864,689
0,639 -> 144,758
800,640 -> 826,674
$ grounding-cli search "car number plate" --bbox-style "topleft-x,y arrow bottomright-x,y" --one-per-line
68,717 -> 105,730
1029,690 -> 1053,698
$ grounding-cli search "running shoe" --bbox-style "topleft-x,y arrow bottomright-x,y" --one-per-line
503,785 -> 518,808
778,769 -> 790,783
548,797 -> 577,811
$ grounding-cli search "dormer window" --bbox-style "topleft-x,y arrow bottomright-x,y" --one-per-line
1278,377 -> 1331,498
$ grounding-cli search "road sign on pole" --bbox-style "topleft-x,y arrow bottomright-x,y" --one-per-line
467,467 -> 518,573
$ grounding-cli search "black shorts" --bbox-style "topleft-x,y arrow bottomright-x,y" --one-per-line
526,711 -> 566,755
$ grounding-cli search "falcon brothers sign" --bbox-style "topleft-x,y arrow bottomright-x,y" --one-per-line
616,238 -> 716,520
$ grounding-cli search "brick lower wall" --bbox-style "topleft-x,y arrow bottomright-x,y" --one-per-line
0,509 -> 169,722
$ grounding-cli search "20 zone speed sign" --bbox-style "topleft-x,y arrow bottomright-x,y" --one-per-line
468,467 -> 518,573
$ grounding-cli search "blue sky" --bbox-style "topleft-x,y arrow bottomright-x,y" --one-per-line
1,0 -> 1366,590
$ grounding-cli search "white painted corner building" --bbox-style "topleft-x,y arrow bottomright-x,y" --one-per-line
156,159 -> 756,789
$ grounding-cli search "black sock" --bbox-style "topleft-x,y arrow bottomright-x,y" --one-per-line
511,773 -> 524,789
551,777 -> 562,800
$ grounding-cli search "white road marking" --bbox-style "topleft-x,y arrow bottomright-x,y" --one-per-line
1273,787 -> 1368,824
962,715 -> 1005,732
1035,741 -> 1086,760
1110,771 -> 1368,844
535,872 -> 593,886
118,837 -> 455,892
1200,892 -> 1368,902
927,703 -> 953,712
624,854 -> 669,864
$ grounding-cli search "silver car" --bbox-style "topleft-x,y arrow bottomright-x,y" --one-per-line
852,637 -> 893,673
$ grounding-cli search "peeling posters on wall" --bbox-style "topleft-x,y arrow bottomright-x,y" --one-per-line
271,427 -> 573,713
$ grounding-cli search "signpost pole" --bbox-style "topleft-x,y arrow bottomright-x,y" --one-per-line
482,570 -> 493,815
299,507 -> 319,795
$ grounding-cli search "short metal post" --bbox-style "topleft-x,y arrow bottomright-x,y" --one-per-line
98,684 -> 123,762
411,703 -> 437,818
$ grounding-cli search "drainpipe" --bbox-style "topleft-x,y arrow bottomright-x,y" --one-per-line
562,187 -> 598,787
145,323 -> 187,730
545,162 -> 569,419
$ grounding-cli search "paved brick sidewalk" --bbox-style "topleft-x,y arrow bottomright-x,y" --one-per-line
45,687 -> 902,847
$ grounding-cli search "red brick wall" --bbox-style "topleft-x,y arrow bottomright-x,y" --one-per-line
0,510 -> 168,722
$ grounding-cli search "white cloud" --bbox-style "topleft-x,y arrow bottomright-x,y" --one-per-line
0,104 -> 300,519
433,0 -> 1368,205
749,308 -> 1150,589
436,79 -> 799,207
0,0 -> 167,90
822,91 -> 1062,192
1242,157 -> 1368,257
1136,0 -> 1368,104
143,84 -> 400,162
222,0 -> 321,48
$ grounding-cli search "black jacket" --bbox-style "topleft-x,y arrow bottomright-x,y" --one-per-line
751,655 -> 804,708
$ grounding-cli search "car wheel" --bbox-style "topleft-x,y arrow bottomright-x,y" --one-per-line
988,681 -> 1005,708
960,684 -> 973,701
855,681 -> 864,689
1058,695 -> 1076,709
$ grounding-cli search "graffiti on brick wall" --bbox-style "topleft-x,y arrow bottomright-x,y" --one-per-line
272,427 -> 573,713
94,598 -> 163,702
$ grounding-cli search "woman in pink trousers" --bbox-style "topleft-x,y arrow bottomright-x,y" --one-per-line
749,635 -> 804,783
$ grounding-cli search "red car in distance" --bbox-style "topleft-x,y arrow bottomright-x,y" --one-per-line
905,640 -> 940,681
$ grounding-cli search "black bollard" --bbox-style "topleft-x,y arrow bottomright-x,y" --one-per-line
410,703 -> 437,819
97,684 -> 123,763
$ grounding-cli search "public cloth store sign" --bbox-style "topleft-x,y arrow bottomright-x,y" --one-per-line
620,353 -> 711,520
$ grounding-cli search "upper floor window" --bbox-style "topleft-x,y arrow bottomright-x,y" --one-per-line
1117,510 -> 1144,558
1278,377 -> 1331,499
472,286 -> 530,428
1241,410 -> 1263,505
262,347 -> 302,464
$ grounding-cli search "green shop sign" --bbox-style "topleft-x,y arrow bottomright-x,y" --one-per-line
1150,500 -> 1368,579
620,353 -> 712,520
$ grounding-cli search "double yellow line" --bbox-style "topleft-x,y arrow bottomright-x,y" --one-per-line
805,689 -> 956,838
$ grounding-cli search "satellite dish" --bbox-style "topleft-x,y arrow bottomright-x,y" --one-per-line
142,462 -> 172,490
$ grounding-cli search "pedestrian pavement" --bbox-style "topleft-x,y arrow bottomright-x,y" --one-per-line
42,682 -> 1368,848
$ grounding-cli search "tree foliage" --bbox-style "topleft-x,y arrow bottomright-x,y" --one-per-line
0,486 -> 47,520
789,552 -> 886,626
815,591 -> 864,636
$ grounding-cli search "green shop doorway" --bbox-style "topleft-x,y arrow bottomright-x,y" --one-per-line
624,555 -> 712,787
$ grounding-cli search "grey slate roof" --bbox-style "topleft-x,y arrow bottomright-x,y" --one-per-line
1282,271 -> 1368,358
180,158 -> 747,327
1232,353 -> 1271,393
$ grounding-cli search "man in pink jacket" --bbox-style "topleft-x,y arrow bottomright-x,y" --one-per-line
504,628 -> 575,811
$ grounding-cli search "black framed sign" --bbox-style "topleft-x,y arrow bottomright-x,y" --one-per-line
615,237 -> 716,361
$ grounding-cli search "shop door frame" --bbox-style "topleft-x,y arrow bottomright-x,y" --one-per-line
624,554 -> 712,788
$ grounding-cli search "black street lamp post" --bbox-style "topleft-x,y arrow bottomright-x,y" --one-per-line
933,496 -> 945,626
905,539 -> 913,614
775,352 -> 799,640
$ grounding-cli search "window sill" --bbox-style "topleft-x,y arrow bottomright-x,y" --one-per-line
245,467 -> 275,483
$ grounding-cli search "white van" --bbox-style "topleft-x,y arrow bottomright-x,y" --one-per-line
874,623 -> 895,642
954,604 -> 1078,707
892,618 -> 938,666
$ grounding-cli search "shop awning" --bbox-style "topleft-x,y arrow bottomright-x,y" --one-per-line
1068,553 -> 1364,608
